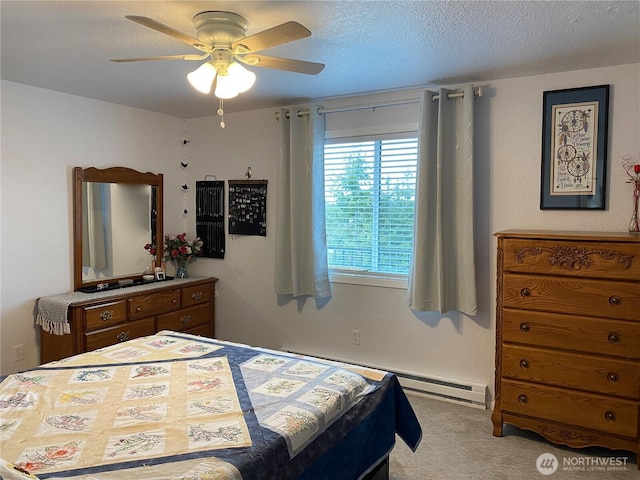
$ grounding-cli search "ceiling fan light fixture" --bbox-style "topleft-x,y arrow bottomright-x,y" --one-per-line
227,62 -> 256,93
214,74 -> 239,99
187,61 -> 217,94
116,12 -> 325,124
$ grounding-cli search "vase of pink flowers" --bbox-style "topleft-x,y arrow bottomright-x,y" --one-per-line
145,233 -> 204,278
622,154 -> 640,233
163,233 -> 204,278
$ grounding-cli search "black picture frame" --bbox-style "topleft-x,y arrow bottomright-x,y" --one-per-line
540,84 -> 609,209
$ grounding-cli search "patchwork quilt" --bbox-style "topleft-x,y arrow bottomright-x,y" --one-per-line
0,331 -> 421,480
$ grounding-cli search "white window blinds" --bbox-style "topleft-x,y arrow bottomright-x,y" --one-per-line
324,137 -> 418,275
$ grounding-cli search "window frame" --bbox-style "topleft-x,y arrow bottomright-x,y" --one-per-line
328,269 -> 408,289
323,128 -> 418,289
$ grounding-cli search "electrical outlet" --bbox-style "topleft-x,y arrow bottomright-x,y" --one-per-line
351,330 -> 360,345
13,344 -> 24,362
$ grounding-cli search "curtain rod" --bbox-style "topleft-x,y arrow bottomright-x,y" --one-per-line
275,86 -> 483,120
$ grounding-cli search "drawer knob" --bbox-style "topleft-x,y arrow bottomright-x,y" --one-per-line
180,315 -> 191,324
172,299 -> 177,304
192,291 -> 203,300
519,323 -> 530,333
607,332 -> 620,343
519,359 -> 530,369
606,372 -> 618,382
116,331 -> 130,342
99,310 -> 113,321
520,288 -> 531,298
604,411 -> 616,421
136,307 -> 142,312
518,394 -> 528,404
608,296 -> 621,306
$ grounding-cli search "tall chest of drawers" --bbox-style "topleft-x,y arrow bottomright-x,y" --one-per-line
491,230 -> 640,460
40,277 -> 218,364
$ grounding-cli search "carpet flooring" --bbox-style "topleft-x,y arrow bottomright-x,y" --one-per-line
388,394 -> 638,480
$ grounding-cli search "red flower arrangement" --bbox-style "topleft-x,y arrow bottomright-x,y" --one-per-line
144,233 -> 204,263
161,233 -> 204,262
622,155 -> 640,182
621,153 -> 640,232
143,243 -> 157,257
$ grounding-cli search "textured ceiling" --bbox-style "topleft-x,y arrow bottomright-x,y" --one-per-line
1,1 -> 639,118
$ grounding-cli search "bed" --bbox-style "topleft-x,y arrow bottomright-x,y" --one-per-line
0,331 -> 421,480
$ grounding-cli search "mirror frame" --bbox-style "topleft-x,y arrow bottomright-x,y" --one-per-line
73,166 -> 163,291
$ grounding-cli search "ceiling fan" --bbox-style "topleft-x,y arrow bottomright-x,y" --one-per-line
112,11 -> 325,101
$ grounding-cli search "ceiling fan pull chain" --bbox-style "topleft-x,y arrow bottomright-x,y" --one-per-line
217,99 -> 226,128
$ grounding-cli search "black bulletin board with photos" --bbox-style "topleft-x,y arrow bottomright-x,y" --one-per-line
228,180 -> 267,236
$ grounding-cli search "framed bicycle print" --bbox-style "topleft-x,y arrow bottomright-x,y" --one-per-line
540,84 -> 609,209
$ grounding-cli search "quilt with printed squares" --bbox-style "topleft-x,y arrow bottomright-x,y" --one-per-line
0,331 -> 421,480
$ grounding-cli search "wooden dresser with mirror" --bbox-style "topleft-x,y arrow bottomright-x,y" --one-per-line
492,230 -> 640,462
39,166 -> 217,364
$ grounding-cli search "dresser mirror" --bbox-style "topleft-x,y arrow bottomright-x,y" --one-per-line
73,166 -> 163,291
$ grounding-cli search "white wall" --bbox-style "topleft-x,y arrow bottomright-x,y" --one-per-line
0,80 -> 182,373
2,64 -> 638,407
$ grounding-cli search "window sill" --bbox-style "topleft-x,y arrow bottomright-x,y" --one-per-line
329,271 -> 408,289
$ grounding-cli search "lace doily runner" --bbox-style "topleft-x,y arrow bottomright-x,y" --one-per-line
36,277 -> 207,335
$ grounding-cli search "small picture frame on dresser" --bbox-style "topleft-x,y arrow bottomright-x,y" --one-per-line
540,84 -> 609,210
155,271 -> 166,281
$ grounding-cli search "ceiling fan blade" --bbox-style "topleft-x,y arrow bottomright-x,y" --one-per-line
232,21 -> 311,54
110,53 -> 208,62
239,54 -> 325,75
125,15 -> 212,52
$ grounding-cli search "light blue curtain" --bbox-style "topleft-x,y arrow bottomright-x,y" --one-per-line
408,86 -> 477,315
275,106 -> 331,299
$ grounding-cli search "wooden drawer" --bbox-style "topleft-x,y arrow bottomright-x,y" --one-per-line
502,238 -> 640,280
503,273 -> 640,321
83,300 -> 127,331
84,317 -> 155,352
156,303 -> 210,332
501,413 -> 639,453
129,289 -> 180,320
502,345 -> 640,399
181,283 -> 212,308
503,308 -> 640,359
502,379 -> 638,438
183,322 -> 212,338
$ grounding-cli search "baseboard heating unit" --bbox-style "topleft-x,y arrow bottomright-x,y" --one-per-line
280,349 -> 487,409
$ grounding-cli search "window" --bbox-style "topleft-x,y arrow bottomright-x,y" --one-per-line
324,135 -> 418,286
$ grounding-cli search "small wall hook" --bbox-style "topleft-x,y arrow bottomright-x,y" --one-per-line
181,184 -> 189,191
